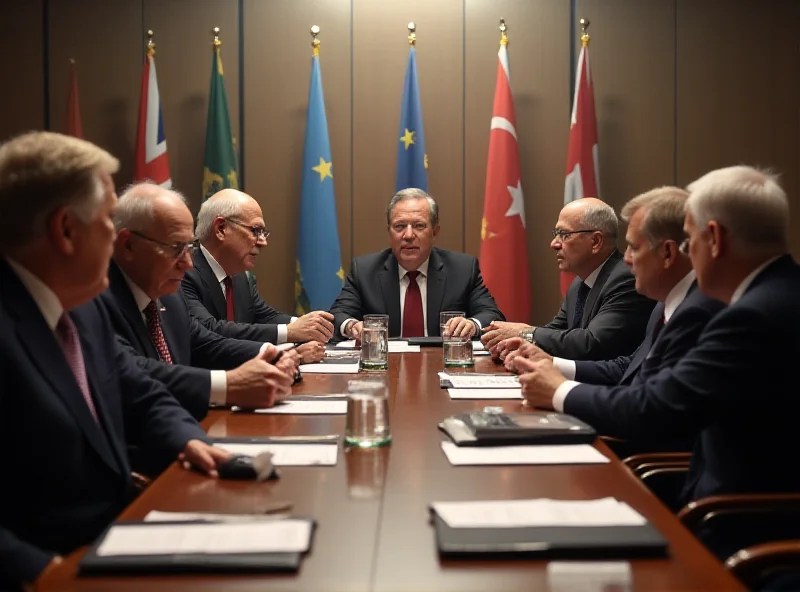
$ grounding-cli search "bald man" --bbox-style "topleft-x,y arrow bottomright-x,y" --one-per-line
482,198 -> 655,360
181,189 -> 332,362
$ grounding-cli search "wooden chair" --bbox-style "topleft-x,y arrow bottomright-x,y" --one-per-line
726,540 -> 800,591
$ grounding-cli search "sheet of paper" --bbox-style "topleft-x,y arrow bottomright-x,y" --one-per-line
299,362 -> 360,374
547,561 -> 632,592
335,340 -> 420,353
145,511 -> 286,523
233,400 -> 347,415
472,341 -> 486,351
431,497 -> 646,529
440,441 -> 608,466
96,520 -> 313,556
440,373 -> 520,389
473,350 -> 491,356
215,443 -> 338,466
447,388 -> 522,400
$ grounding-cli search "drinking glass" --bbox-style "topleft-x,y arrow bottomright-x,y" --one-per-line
345,377 -> 392,448
360,314 -> 389,370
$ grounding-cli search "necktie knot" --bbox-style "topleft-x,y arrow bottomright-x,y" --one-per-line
223,276 -> 233,290
143,300 -> 158,321
406,270 -> 420,282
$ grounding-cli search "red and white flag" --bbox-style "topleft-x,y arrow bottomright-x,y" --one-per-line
66,59 -> 82,139
135,47 -> 171,187
562,37 -> 600,295
479,38 -> 530,323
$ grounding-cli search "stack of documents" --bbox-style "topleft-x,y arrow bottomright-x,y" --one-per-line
299,361 -> 360,374
440,441 -> 608,465
335,339 -> 421,353
233,396 -> 347,415
440,372 -> 522,399
214,442 -> 339,466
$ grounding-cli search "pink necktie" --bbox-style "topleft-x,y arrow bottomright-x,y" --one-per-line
144,301 -> 174,364
56,313 -> 99,423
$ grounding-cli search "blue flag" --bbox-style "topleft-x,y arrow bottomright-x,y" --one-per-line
295,53 -> 344,315
395,46 -> 428,192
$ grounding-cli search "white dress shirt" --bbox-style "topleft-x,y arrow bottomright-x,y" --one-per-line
551,269 -> 698,412
6,258 -> 64,331
121,271 -> 228,407
730,256 -> 781,304
201,245 -> 295,344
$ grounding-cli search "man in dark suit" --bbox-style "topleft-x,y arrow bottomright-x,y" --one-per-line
330,188 -> 504,341
504,187 -> 724,454
100,182 -> 296,420
482,197 -> 655,360
0,132 -> 230,588
518,166 -> 800,505
181,189 -> 330,364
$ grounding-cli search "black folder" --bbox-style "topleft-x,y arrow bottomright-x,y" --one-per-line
431,512 -> 668,559
407,336 -> 443,347
79,519 -> 316,575
439,412 -> 597,446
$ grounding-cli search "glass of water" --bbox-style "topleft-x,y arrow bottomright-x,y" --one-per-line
345,377 -> 391,448
361,314 -> 389,370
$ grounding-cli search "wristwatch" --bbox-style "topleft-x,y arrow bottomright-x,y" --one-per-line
519,327 -> 536,344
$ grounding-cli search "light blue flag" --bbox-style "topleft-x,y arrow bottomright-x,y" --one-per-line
295,52 -> 343,315
395,46 -> 428,192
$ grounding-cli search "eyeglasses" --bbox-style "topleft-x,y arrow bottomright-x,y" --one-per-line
551,229 -> 598,241
679,237 -> 690,255
225,218 -> 270,241
130,230 -> 198,259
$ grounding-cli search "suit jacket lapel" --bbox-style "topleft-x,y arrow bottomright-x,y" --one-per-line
582,250 -> 622,326
193,249 -> 227,320
108,263 -> 159,359
426,249 -> 446,337
620,302 -> 664,384
379,253 -> 402,337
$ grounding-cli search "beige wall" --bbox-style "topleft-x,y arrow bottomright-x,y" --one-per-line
3,0 -> 799,322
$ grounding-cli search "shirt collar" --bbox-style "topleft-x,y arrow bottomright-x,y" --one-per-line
200,244 -> 228,284
398,258 -> 430,280
120,269 -> 154,314
582,252 -> 615,289
730,256 -> 782,305
664,270 -> 696,323
5,258 -> 64,331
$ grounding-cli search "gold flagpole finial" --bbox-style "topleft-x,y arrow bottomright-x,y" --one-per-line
499,18 -> 508,46
212,26 -> 222,50
408,22 -> 416,46
580,18 -> 590,47
69,58 -> 76,65
146,29 -> 155,58
311,25 -> 320,57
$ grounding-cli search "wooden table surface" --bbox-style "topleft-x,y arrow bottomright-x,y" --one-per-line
40,350 -> 744,592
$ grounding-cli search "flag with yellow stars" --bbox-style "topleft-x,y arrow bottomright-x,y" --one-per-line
395,45 -> 427,192
295,49 -> 343,315
202,40 -> 238,201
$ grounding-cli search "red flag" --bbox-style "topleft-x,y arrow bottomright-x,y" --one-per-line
562,37 -> 600,295
479,37 -> 530,322
67,60 -> 83,139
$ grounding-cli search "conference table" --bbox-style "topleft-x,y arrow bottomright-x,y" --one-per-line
40,349 -> 744,591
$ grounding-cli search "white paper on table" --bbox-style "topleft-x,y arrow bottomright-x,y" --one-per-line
145,511 -> 287,523
439,373 -> 520,389
447,388 -> 522,400
472,341 -> 486,351
335,340 -> 420,353
547,561 -> 633,592
299,362 -> 360,374
233,400 -> 347,415
473,350 -> 491,356
440,441 -> 608,466
214,442 -> 338,466
96,520 -> 313,556
430,497 -> 646,529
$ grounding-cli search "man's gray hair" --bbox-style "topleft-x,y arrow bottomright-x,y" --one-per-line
0,131 -> 119,252
686,165 -> 788,257
195,194 -> 245,242
386,188 -> 439,227
115,181 -> 187,232
581,201 -> 618,240
621,186 -> 689,248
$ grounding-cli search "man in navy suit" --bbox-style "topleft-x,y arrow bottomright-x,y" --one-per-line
519,166 -> 800,505
481,198 -> 655,360
99,182 -> 297,420
503,187 -> 724,454
330,188 -> 505,341
0,132 -> 230,588
181,188 -> 331,364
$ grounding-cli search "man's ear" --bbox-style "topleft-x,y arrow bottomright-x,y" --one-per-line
662,240 -> 678,268
214,217 -> 226,240
432,224 -> 440,240
708,221 -> 725,259
47,206 -> 77,255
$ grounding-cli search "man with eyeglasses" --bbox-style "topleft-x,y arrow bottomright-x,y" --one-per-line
99,182 -> 297,422
481,197 -> 655,360
181,189 -> 332,363
330,188 -> 504,341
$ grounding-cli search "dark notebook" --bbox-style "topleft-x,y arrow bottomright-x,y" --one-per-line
430,512 -> 668,559
438,411 -> 597,446
407,336 -> 443,347
79,519 -> 316,575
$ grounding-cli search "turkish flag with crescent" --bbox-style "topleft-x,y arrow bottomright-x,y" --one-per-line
478,39 -> 530,323
562,39 -> 600,295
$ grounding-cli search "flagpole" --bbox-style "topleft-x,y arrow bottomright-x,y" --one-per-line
146,29 -> 155,58
311,24 -> 320,56
499,17 -> 508,46
580,17 -> 590,47
408,22 -> 416,46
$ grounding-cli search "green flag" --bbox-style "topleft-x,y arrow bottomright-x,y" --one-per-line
202,40 -> 238,201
